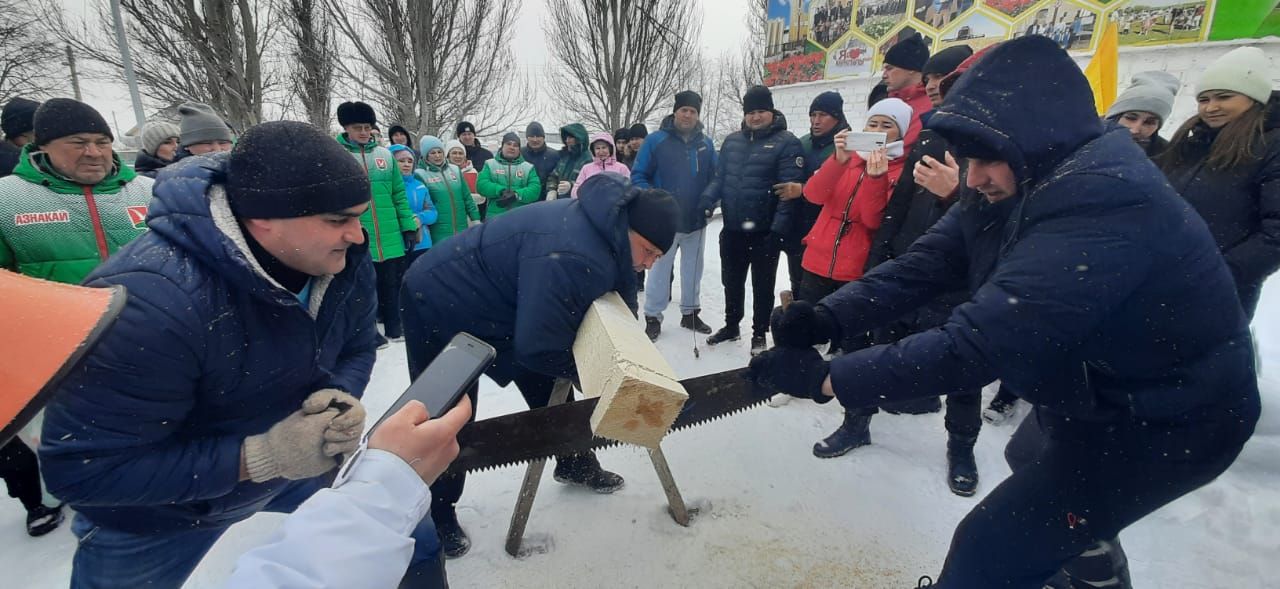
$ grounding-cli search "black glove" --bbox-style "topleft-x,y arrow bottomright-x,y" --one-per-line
498,189 -> 518,208
770,300 -> 839,348
402,230 -> 420,251
747,346 -> 833,403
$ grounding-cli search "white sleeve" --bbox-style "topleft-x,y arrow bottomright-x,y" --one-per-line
224,449 -> 431,589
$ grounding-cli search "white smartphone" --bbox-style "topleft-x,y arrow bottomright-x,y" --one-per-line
845,131 -> 887,152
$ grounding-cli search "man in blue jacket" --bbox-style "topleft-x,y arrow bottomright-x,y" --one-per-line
39,122 -> 447,589
633,90 -> 717,342
700,85 -> 806,355
401,174 -> 679,559
749,37 -> 1260,588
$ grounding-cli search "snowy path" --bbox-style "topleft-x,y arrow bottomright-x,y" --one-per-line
4,216 -> 1278,588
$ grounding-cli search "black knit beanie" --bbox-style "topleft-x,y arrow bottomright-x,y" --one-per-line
336,102 -> 376,127
884,34 -> 930,72
674,90 -> 703,113
809,91 -> 844,121
742,85 -> 774,113
923,45 -> 974,77
33,98 -> 113,146
627,187 -> 679,253
526,121 -> 545,137
2,98 -> 41,138
628,123 -> 648,139
501,131 -> 520,147
613,128 -> 631,143
456,121 -> 476,136
227,121 -> 372,219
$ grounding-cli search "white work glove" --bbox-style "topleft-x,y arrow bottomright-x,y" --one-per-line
557,181 -> 571,195
302,389 -> 366,457
242,409 -> 341,483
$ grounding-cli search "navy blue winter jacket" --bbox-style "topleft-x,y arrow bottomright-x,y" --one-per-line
700,111 -> 805,234
401,173 -> 639,385
821,37 -> 1259,426
630,114 -> 716,233
39,154 -> 379,533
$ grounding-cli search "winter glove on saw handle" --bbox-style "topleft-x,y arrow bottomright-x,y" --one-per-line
748,346 -> 833,403
303,388 -> 367,457
770,300 -> 840,348
242,408 -> 342,483
497,188 -> 519,208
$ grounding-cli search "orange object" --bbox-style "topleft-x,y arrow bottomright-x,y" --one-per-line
0,270 -> 125,445
462,168 -> 479,193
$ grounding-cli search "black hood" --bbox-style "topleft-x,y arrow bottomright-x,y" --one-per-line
928,36 -> 1103,188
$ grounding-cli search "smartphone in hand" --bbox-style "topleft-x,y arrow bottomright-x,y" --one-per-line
367,332 -> 496,435
845,131 -> 887,152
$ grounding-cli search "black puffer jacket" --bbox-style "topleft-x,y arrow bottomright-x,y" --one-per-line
700,111 -> 805,234
132,150 -> 172,178
0,140 -> 20,177
1162,92 -> 1280,318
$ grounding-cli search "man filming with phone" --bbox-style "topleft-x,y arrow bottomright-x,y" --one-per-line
401,173 -> 679,559
38,121 -> 450,589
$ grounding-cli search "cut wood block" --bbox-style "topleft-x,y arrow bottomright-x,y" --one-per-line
572,292 -> 688,448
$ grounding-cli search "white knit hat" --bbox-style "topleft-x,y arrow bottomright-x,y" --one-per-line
1197,47 -> 1273,105
1106,71 -> 1180,123
865,97 -> 914,139
140,121 -> 180,155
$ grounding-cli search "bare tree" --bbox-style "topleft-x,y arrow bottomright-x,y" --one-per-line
324,0 -> 535,139
695,0 -> 767,143
41,0 -> 280,131
544,0 -> 702,131
0,0 -> 67,105
280,0 -> 336,128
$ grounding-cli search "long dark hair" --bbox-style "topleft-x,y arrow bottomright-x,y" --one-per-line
1160,100 -> 1268,172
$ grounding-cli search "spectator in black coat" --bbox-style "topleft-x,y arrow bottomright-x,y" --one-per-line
522,121 -> 562,201
1160,47 -> 1280,319
700,85 -> 805,354
750,36 -> 1260,588
0,97 -> 39,177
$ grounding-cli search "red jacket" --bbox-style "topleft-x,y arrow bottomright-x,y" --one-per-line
801,152 -> 904,282
889,83 -> 932,148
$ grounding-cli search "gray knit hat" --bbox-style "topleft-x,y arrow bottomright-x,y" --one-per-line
140,121 -> 180,155
178,102 -> 232,147
1105,71 -> 1181,123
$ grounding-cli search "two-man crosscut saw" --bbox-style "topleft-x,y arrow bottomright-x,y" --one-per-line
444,367 -> 768,476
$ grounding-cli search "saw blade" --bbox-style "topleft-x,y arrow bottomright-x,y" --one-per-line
446,367 -> 767,475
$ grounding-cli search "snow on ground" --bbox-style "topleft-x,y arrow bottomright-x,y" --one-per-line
4,216 -> 1279,588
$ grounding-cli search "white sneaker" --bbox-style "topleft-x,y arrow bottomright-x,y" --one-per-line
767,393 -> 792,408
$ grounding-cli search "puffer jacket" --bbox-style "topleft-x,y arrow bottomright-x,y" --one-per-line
0,146 -> 153,284
572,132 -> 631,198
801,150 -> 905,282
1161,92 -> 1280,318
477,151 -> 541,217
39,154 -> 379,534
401,174 -> 639,386
336,133 -> 417,261
700,111 -> 805,234
630,115 -> 716,233
416,161 -> 478,245
553,123 -> 593,186
822,37 -> 1259,435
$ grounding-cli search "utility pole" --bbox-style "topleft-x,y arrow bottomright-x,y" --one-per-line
65,46 -> 82,101
111,0 -> 146,129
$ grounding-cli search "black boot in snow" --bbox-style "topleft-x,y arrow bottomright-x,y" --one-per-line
554,453 -> 624,494
749,335 -> 767,356
982,395 -> 1018,424
680,311 -> 713,334
946,434 -> 979,497
1059,538 -> 1133,589
813,413 -> 872,458
645,316 -> 661,341
433,509 -> 470,559
26,503 -> 63,537
706,325 -> 740,346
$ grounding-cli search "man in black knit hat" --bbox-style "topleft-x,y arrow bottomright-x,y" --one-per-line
39,121 -> 450,588
522,121 -> 561,200
626,122 -> 648,162
881,33 -> 932,146
0,97 -> 40,176
700,84 -> 805,355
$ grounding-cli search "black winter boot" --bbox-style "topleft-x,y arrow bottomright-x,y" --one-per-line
813,412 -> 872,458
26,503 -> 63,537
645,316 -> 661,341
433,509 -> 470,559
1057,538 -> 1133,589
554,453 -> 624,493
706,325 -> 740,346
749,335 -> 767,356
946,434 -> 979,497
680,311 -> 713,334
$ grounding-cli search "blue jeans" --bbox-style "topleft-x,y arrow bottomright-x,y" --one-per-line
643,229 -> 707,320
69,477 -> 444,589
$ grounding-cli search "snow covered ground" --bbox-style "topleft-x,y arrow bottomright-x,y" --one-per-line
4,215 -> 1278,588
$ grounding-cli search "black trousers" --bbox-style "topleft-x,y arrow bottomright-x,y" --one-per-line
720,230 -> 782,338
0,438 -> 44,512
933,402 -> 1257,587
781,239 -> 805,296
373,256 -> 406,339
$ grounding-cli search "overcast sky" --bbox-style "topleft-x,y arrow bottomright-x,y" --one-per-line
61,0 -> 751,137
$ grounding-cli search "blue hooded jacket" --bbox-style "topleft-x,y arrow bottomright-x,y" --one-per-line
39,154 -> 379,533
820,36 -> 1259,433
630,114 -> 716,233
401,174 -> 639,385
